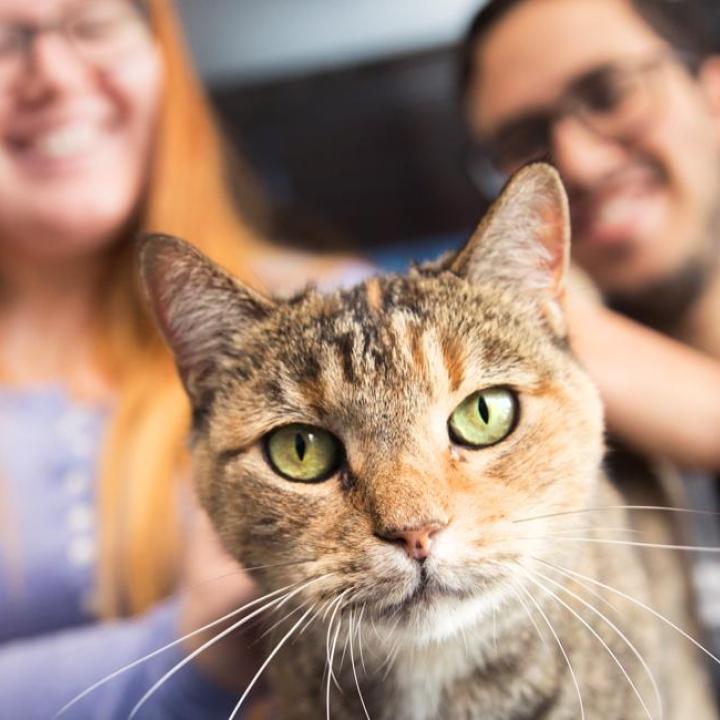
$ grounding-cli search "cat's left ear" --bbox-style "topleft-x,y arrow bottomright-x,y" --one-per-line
450,163 -> 570,336
140,234 -> 276,408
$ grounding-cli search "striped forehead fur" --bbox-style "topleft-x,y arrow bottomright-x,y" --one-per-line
219,272 -> 567,452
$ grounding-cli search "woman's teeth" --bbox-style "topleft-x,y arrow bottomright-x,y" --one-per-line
32,125 -> 99,158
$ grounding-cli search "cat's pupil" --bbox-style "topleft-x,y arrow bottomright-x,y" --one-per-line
477,396 -> 490,424
295,433 -> 307,461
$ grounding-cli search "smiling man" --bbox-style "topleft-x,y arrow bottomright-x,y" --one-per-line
462,0 -> 720,341
459,0 -> 720,471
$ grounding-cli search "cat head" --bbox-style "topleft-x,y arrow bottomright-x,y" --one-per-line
141,164 -> 604,644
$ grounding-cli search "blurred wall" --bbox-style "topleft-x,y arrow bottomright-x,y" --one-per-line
177,1 -> 489,264
178,0 -> 485,84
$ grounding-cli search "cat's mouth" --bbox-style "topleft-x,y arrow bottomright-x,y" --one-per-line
372,566 -> 472,619
349,564 -> 512,644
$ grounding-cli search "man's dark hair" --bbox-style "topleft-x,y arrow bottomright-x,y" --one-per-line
459,0 -> 720,97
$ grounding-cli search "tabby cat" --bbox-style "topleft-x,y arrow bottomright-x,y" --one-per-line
141,164 -> 717,719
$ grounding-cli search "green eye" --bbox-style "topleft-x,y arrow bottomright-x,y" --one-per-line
448,388 -> 518,448
265,424 -> 342,482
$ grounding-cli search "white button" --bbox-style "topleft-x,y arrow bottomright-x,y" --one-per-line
63,470 -> 89,496
67,536 -> 96,567
67,505 -> 94,532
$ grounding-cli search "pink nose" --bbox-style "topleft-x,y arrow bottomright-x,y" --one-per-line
380,524 -> 444,561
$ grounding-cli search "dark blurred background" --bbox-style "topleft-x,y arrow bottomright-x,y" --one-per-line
176,0 -> 487,269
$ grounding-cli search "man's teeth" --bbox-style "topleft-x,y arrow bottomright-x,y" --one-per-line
33,125 -> 99,158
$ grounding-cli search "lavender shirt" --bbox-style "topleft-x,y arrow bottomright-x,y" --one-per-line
0,386 -> 239,719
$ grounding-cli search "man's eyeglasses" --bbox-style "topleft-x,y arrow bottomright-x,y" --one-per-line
466,52 -> 694,194
0,0 -> 151,87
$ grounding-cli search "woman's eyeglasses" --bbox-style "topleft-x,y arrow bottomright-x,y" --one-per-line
0,0 -> 151,87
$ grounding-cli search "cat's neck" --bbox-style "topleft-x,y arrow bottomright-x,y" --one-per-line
277,593 -> 555,720
376,590 -> 554,719
378,620 -> 519,720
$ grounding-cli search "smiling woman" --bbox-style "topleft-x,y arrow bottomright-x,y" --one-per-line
0,0 -> 160,259
0,0 -> 368,717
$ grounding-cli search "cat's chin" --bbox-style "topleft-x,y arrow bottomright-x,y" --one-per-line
368,578 -> 508,648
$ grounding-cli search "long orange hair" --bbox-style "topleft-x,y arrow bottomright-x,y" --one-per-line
96,0 -> 262,616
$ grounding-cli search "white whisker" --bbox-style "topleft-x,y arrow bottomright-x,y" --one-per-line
326,611 -> 343,720
325,591 -> 351,693
52,581 -> 302,719
189,558 -> 317,591
349,609 -> 372,720
323,594 -> 343,624
320,599 -> 338,694
550,568 -> 621,617
533,537 -> 720,553
381,636 -> 402,682
127,574 -> 330,720
514,506 -> 720,525
519,568 -> 654,720
228,604 -> 317,720
528,566 -> 662,719
298,598 -> 332,639
505,578 -> 549,650
369,610 -> 381,642
504,573 -> 584,720
533,556 -> 720,668
357,604 -> 368,675
339,591 -> 359,673
539,527 -> 643,538
128,596 -> 288,719
255,597 -> 314,644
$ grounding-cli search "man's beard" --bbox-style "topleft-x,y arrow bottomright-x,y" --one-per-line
608,257 -> 710,333
607,206 -> 720,334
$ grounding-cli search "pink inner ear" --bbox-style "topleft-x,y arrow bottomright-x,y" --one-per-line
537,201 -> 569,299
144,255 -> 181,342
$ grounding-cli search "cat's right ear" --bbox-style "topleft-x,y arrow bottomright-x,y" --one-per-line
139,234 -> 275,405
450,163 -> 570,335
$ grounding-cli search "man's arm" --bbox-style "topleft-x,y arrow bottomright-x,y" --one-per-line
567,294 -> 720,470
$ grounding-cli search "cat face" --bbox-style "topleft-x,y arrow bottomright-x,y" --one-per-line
142,164 -> 605,645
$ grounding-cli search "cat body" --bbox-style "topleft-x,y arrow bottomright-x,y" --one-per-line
142,164 -> 717,719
